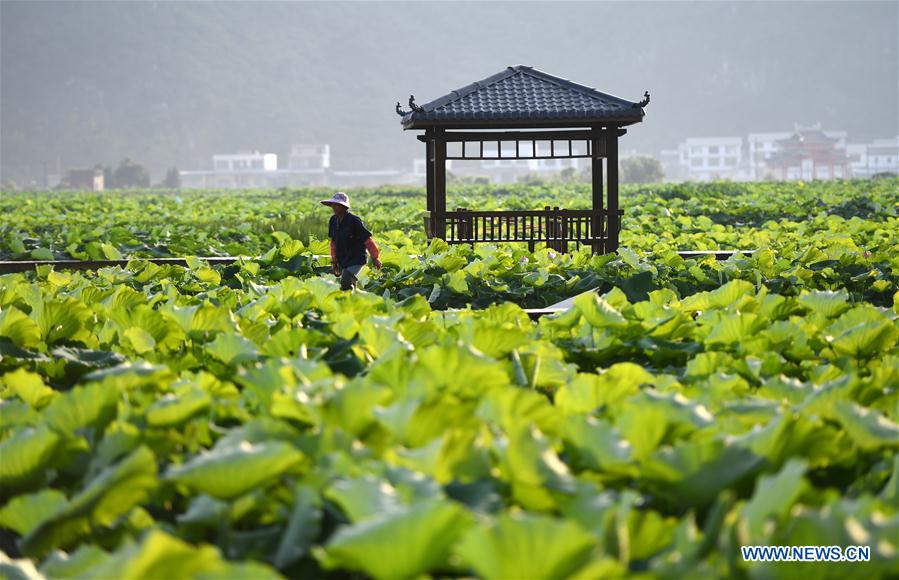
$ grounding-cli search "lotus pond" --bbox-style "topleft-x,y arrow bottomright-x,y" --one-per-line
0,179 -> 897,578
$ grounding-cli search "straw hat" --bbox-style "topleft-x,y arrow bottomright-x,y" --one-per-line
320,191 -> 351,209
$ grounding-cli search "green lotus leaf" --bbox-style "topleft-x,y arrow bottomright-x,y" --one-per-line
100,242 -> 122,260
51,346 -> 127,371
741,458 -> 808,541
123,327 -> 156,355
410,344 -> 511,398
324,476 -> 402,523
619,270 -> 656,303
539,306 -> 582,331
561,416 -> 635,476
620,504 -> 681,562
797,289 -> 851,318
279,239 -> 305,260
434,253 -> 467,272
831,401 -> 899,450
0,399 -> 40,432
681,279 -> 756,312
31,298 -> 93,345
640,440 -> 764,509
30,247 -> 54,261
321,500 -> 472,580
556,364 -> 654,414
704,312 -> 766,347
194,560 -> 283,580
443,270 -> 469,293
205,332 -> 259,366
21,446 -> 158,557
43,381 -> 118,435
477,386 -> 560,435
189,303 -> 237,335
80,362 -> 173,391
0,489 -> 67,536
0,307 -> 42,349
39,545 -> 110,579
84,528 -> 278,580
0,425 -> 62,492
166,440 -> 303,500
455,512 -> 597,580
826,317 -> 899,359
448,317 -> 525,360
494,425 -> 574,511
684,351 -> 735,377
2,368 -> 57,408
273,486 -> 322,569
145,388 -> 210,428
358,319 -> 412,358
100,285 -> 146,312
620,390 -> 715,438
321,380 -> 391,436
573,292 -> 627,328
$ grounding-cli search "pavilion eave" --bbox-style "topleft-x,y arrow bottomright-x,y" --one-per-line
402,116 -> 644,131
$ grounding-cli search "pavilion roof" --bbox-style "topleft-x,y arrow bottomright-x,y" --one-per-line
399,65 -> 648,130
776,128 -> 840,148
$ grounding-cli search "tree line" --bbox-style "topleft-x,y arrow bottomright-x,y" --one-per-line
59,158 -> 181,190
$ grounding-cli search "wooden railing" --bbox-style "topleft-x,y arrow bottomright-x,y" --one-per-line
423,207 -> 623,253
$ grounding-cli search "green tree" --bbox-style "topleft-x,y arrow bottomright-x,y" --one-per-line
559,167 -> 577,183
112,157 -> 151,188
620,156 -> 665,184
159,167 -> 181,188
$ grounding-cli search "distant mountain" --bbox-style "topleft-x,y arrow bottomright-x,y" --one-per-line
1,1 -> 896,184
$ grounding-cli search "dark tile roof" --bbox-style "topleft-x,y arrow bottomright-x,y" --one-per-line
400,65 -> 647,129
777,129 -> 839,147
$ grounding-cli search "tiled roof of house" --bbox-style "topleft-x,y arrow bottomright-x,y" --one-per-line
399,65 -> 647,129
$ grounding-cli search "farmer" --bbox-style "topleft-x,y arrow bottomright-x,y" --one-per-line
320,191 -> 382,290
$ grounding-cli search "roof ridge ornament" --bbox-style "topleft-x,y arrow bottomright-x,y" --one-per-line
395,94 -> 424,117
633,91 -> 650,108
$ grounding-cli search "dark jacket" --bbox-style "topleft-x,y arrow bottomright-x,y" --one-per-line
329,212 -> 372,268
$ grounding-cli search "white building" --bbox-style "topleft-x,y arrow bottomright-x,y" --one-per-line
213,151 -> 277,172
847,137 -> 899,178
181,145 -> 339,189
865,137 -> 899,175
287,144 -> 330,170
672,137 -> 745,181
661,125 -> 859,183
746,132 -> 789,176
279,144 -> 331,186
181,150 -> 279,189
659,149 -> 686,181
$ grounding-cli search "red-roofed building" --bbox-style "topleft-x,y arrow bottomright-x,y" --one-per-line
765,124 -> 850,180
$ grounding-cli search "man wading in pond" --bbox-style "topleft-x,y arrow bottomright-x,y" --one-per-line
321,192 -> 382,290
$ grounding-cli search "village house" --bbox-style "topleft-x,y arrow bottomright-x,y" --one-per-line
64,168 -> 104,191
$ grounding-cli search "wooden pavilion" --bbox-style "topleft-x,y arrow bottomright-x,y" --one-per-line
397,65 -> 649,254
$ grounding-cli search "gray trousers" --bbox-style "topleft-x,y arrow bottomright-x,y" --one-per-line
339,264 -> 364,290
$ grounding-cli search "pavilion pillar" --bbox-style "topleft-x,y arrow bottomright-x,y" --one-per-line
606,127 -> 620,253
425,129 -> 435,237
434,128 -> 447,240
590,127 -> 604,254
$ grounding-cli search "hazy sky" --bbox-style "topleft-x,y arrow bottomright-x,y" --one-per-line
1,1 -> 897,182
